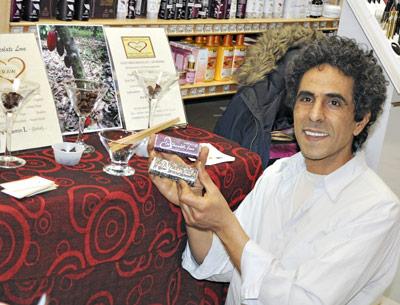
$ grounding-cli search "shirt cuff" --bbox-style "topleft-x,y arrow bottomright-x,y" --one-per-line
182,233 -> 230,280
241,239 -> 274,302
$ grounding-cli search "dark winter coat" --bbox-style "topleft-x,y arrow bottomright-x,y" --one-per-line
214,26 -> 324,168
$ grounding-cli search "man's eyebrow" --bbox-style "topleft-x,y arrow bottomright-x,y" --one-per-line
296,90 -> 314,98
325,93 -> 348,104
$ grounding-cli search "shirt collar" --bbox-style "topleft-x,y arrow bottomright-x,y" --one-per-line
290,151 -> 368,202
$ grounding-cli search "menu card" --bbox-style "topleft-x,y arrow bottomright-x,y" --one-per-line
104,27 -> 187,131
0,33 -> 62,152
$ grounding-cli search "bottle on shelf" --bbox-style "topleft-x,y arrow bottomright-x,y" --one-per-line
232,34 -> 246,75
214,35 -> 222,46
127,0 -> 136,18
22,0 -> 40,21
194,36 -> 204,46
204,35 -> 218,82
56,0 -> 75,21
74,0 -> 90,20
10,0 -> 23,22
215,34 -> 234,81
236,0 -> 247,18
185,54 -> 196,84
263,0 -> 273,18
183,36 -> 194,44
309,0 -> 323,18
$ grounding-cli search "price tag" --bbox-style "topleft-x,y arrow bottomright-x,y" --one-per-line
237,24 -> 245,31
204,24 -> 213,32
208,86 -> 217,93
195,24 -> 205,33
229,24 -> 237,32
197,87 -> 206,95
185,24 -> 194,33
213,24 -> 222,32
189,87 -> 198,96
244,24 -> 252,31
222,24 -> 230,32
168,24 -> 177,33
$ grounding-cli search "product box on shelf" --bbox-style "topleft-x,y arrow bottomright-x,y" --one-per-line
210,0 -> 231,18
90,0 -> 117,18
170,41 -> 208,83
40,0 -> 54,18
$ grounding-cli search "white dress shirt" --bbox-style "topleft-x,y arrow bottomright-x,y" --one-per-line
182,152 -> 400,305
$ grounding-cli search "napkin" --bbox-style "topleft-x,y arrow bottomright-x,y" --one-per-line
190,143 -> 235,165
1,176 -> 58,199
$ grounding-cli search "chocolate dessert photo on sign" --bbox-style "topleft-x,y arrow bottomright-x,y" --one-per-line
37,24 -> 122,135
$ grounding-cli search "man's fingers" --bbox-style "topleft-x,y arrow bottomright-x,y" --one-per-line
147,134 -> 156,155
198,146 -> 209,165
177,180 -> 202,208
197,161 -> 217,194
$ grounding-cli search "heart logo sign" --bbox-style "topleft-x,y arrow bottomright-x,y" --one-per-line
127,41 -> 147,52
0,57 -> 26,83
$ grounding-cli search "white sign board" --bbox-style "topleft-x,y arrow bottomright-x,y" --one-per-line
104,27 -> 187,130
0,33 -> 62,152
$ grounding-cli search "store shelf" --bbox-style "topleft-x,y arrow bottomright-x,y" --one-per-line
343,0 -> 400,93
8,17 -> 339,35
181,80 -> 238,99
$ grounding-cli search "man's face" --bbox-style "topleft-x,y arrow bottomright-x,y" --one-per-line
293,64 -> 369,174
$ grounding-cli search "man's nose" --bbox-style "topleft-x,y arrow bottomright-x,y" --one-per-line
309,100 -> 325,122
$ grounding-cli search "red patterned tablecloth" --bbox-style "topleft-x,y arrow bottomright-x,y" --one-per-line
0,126 -> 263,305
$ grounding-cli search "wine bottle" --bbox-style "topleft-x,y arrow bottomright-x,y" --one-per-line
309,0 -> 323,18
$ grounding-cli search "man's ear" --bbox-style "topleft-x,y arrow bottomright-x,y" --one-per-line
353,112 -> 371,136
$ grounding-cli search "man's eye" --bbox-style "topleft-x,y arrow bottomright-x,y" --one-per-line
329,99 -> 342,107
299,96 -> 312,103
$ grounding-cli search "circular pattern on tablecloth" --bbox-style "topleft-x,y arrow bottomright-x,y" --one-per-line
85,192 -> 140,265
0,206 -> 30,281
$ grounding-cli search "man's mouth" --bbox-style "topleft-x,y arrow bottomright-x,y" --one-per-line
304,130 -> 329,137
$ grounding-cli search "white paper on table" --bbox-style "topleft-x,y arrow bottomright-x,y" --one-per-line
1,176 -> 58,199
189,143 -> 235,165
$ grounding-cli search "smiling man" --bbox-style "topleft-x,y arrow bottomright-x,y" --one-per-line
148,36 -> 400,305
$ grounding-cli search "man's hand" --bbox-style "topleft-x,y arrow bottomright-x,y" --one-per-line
147,134 -> 208,206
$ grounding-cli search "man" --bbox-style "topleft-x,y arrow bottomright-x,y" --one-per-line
148,36 -> 400,304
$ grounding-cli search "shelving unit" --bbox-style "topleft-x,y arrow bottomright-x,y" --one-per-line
338,0 -> 399,170
1,0 -> 339,99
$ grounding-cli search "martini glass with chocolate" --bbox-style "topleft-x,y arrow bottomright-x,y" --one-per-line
63,79 -> 109,154
0,79 -> 40,168
132,71 -> 178,128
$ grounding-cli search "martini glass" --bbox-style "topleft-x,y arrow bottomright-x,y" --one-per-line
63,79 -> 109,154
0,79 -> 40,169
132,71 -> 178,128
99,129 -> 139,176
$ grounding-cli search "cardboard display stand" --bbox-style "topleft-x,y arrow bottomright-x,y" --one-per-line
104,27 -> 187,131
0,33 -> 63,152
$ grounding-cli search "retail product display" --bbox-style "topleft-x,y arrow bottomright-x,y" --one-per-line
154,134 -> 200,159
63,79 -> 109,154
10,0 -> 23,21
56,0 -> 75,21
52,141 -> 85,166
74,0 -> 91,20
22,0 -> 40,21
9,0 -> 337,21
149,156 -> 198,186
215,34 -> 234,81
0,79 -> 40,168
99,129 -> 139,176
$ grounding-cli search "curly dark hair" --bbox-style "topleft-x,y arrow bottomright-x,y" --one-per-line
286,35 -> 387,152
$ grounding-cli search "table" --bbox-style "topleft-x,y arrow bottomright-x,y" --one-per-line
0,126 -> 263,305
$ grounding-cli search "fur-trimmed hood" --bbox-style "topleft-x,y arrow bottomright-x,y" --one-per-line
236,25 -> 324,86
